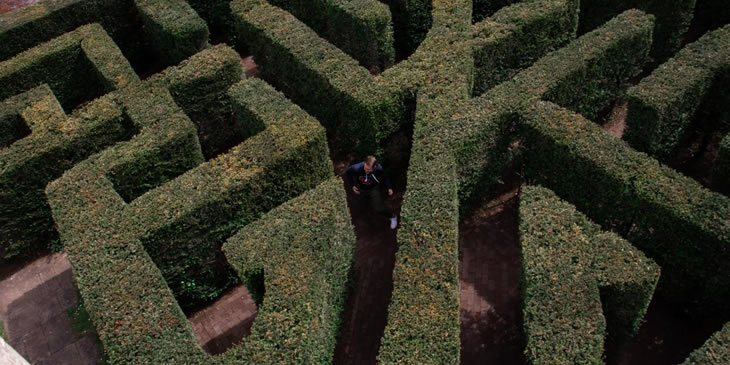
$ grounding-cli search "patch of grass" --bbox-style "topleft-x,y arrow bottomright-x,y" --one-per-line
0,319 -> 7,340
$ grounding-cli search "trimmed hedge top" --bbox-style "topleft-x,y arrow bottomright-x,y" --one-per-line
520,185 -> 659,364
221,177 -> 355,364
46,75 -> 335,364
624,24 -> 730,159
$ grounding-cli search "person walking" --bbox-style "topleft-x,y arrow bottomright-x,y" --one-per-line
346,155 -> 398,229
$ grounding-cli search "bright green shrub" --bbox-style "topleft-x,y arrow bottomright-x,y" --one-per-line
472,0 -> 579,95
221,177 -> 355,364
520,101 -> 730,319
578,0 -> 696,60
712,134 -> 730,195
231,0 -> 402,153
0,24 -> 139,261
520,185 -> 659,364
46,76 -> 333,364
268,0 -> 395,72
624,25 -> 730,160
682,322 -> 730,364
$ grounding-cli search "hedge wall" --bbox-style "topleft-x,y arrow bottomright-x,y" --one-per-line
148,44 -> 243,159
712,134 -> 730,195
682,322 -> 730,364
0,24 -> 139,261
472,0 -> 578,95
0,23 -> 137,111
381,0 -> 432,56
472,0 -> 518,24
578,0 -> 696,60
221,177 -> 355,364
520,185 -> 659,364
231,0 -> 402,154
0,0 -> 208,68
624,24 -> 730,160
520,101 -> 730,319
134,0 -> 210,65
46,77 -> 334,364
378,0 -> 472,361
268,0 -> 394,73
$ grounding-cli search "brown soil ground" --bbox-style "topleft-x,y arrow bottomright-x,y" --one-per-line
603,98 -> 627,138
459,175 -> 525,365
188,285 -> 257,355
331,123 -> 412,364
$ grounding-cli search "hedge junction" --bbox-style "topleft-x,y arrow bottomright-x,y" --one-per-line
0,0 -> 729,364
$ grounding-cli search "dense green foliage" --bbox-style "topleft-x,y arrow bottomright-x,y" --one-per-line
520,185 -> 659,363
472,0 -> 579,95
0,24 -> 139,261
222,177 -> 355,363
46,76 -> 334,364
521,101 -> 730,319
0,0 -> 207,67
624,25 -> 730,160
231,0 -> 402,154
578,0 -> 696,60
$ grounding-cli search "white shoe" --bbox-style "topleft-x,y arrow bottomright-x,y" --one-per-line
390,216 -> 398,229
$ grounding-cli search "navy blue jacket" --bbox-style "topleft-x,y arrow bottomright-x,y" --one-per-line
346,162 -> 392,191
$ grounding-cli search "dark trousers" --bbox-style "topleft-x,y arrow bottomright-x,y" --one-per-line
359,188 -> 392,218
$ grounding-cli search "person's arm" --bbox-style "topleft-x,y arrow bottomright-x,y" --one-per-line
375,164 -> 393,191
346,163 -> 361,194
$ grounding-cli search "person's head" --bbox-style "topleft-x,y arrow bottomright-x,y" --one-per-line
363,155 -> 376,174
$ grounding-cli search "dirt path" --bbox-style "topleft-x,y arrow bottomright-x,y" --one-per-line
188,285 -> 257,355
603,98 -> 628,138
0,0 -> 39,14
459,180 -> 525,365
0,253 -> 100,365
331,123 -> 412,365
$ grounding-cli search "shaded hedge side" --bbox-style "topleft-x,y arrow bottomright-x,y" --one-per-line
231,0 -> 402,154
682,322 -> 730,364
520,101 -> 730,319
624,24 -> 730,160
382,0 -> 432,56
0,24 -> 139,261
47,76 -> 334,364
472,0 -> 578,95
712,134 -> 730,195
147,44 -> 243,160
134,0 -> 210,65
221,177 -> 355,364
520,185 -> 659,364
578,0 -> 696,60
269,0 -> 394,72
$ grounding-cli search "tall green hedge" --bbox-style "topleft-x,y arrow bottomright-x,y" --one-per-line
134,0 -> 210,65
381,0 -> 432,56
682,322 -> 730,364
378,1 -> 473,361
0,0 -> 208,67
147,44 -> 243,159
520,101 -> 730,319
578,0 -> 696,60
268,0 -> 395,72
520,185 -> 659,364
624,24 -> 730,160
472,0 -> 579,95
221,177 -> 355,364
231,0 -> 402,154
46,76 -> 334,364
711,134 -> 730,195
0,24 -> 139,261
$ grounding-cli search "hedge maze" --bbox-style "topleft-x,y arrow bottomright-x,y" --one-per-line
1,0 -> 730,363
